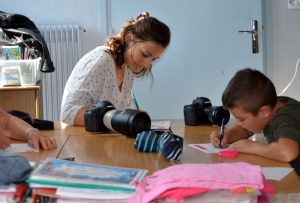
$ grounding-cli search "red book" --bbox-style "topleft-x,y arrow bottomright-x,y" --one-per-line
32,188 -> 57,203
0,184 -> 28,203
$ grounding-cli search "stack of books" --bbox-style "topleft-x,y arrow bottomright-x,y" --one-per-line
0,184 -> 28,203
26,158 -> 148,202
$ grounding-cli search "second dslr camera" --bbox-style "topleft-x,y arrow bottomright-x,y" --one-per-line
183,97 -> 230,126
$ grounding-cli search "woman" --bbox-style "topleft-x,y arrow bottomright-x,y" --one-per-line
60,12 -> 171,126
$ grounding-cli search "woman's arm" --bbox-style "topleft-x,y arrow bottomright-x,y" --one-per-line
73,107 -> 88,126
0,109 -> 57,150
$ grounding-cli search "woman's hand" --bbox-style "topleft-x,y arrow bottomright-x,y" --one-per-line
26,129 -> 57,150
0,129 -> 11,150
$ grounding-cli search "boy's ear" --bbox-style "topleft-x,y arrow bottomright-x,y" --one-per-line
259,106 -> 271,118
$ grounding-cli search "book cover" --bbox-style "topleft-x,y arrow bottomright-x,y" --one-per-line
27,158 -> 148,192
1,65 -> 21,86
0,46 -> 21,60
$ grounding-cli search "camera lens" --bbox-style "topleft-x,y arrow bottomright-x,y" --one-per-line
204,106 -> 230,126
183,103 -> 200,126
103,109 -> 151,138
131,115 -> 147,132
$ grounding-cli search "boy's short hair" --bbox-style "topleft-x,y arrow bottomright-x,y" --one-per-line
222,68 -> 277,115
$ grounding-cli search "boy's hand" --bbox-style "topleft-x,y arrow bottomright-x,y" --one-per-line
228,139 -> 255,153
210,130 -> 230,148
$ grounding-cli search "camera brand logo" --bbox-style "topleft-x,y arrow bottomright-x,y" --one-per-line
107,105 -> 114,108
205,101 -> 211,104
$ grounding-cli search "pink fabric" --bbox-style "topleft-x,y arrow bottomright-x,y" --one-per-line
155,187 -> 211,201
127,162 -> 275,203
260,175 -> 275,195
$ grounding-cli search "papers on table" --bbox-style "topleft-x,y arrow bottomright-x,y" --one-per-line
188,143 -> 229,153
5,143 -> 39,153
56,187 -> 134,199
151,121 -> 170,130
189,143 -> 294,181
29,162 -> 37,167
261,167 -> 294,181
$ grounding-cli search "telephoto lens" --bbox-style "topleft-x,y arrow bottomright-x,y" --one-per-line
203,106 -> 230,126
103,109 -> 151,138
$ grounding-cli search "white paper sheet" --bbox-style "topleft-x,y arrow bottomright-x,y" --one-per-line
0,185 -> 16,192
5,143 -> 39,153
56,187 -> 134,199
188,143 -> 229,153
151,121 -> 171,130
261,167 -> 294,181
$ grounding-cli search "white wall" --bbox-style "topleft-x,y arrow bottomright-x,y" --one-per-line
271,0 -> 300,101
110,0 -> 264,119
2,1 -> 300,120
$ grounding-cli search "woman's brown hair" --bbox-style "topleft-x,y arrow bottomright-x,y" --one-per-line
105,12 -> 171,80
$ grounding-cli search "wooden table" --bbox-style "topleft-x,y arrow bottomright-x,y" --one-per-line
17,119 -> 300,194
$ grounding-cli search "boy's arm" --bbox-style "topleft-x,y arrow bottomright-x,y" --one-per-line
229,138 -> 299,162
226,123 -> 254,143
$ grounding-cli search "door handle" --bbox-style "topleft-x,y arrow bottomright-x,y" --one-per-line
238,20 -> 258,54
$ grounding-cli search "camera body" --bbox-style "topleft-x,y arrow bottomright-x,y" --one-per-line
84,100 -> 151,138
84,100 -> 115,132
183,97 -> 230,126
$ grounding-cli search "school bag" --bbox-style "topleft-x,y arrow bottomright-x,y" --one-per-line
0,11 -> 55,72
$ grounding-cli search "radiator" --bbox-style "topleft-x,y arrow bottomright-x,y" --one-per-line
38,25 -> 82,121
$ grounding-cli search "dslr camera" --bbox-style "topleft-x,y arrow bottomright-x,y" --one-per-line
84,100 -> 151,138
183,97 -> 230,126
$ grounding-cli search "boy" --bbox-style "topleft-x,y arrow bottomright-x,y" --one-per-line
210,68 -> 300,175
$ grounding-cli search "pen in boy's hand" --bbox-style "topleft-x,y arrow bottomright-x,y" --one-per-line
219,118 -> 225,148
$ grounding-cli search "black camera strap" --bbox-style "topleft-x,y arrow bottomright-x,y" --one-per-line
7,110 -> 54,130
33,119 -> 54,130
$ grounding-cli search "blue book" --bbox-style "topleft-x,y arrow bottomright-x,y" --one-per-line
0,46 -> 21,60
26,158 -> 148,192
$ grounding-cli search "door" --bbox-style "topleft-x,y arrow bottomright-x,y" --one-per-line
108,0 -> 265,119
